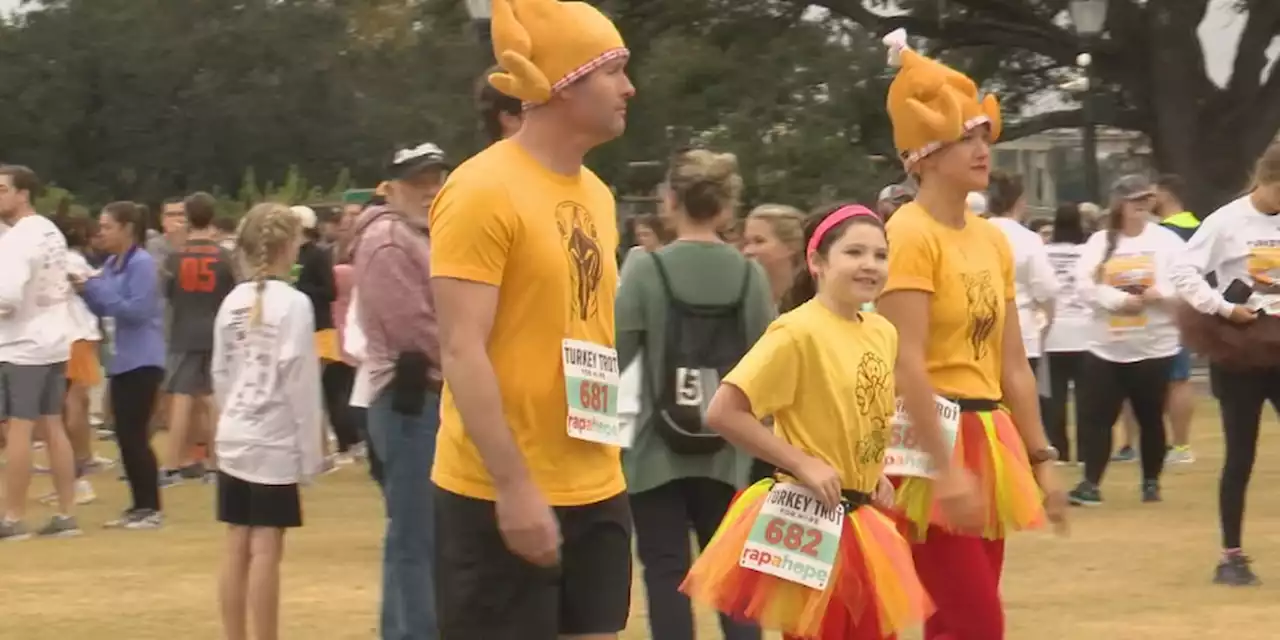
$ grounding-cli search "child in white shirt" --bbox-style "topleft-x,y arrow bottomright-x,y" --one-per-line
211,203 -> 323,640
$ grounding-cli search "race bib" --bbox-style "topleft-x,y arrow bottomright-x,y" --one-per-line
884,396 -> 960,478
561,339 -> 630,447
739,482 -> 844,590
1104,256 -> 1154,330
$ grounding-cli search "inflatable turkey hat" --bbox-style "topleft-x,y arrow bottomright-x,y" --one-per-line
883,29 -> 1002,169
487,0 -> 629,105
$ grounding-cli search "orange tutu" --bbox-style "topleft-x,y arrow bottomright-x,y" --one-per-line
66,340 -> 102,387
682,479 -> 930,639
894,409 -> 1044,540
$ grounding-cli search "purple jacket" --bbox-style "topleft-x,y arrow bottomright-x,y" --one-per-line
349,206 -> 441,396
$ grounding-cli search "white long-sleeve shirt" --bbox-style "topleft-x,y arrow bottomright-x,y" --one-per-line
988,217 -> 1061,358
212,280 -> 323,486
1075,224 -> 1184,363
0,214 -> 74,365
1170,195 -> 1280,316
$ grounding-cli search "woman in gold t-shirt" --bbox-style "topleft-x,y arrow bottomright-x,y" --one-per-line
874,30 -> 1068,640
681,205 -> 928,640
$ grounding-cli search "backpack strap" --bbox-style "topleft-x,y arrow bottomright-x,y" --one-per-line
733,259 -> 753,306
649,251 -> 684,308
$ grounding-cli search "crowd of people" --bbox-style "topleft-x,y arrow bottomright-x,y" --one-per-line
3,1 -> 1280,639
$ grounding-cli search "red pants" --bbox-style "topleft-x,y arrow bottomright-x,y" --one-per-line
912,526 -> 1006,640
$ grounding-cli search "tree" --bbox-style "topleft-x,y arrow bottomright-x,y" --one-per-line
799,0 -> 1280,214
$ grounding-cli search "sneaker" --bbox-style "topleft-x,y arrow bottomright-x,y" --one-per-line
84,455 -> 116,473
178,462 -> 207,480
1068,481 -> 1103,506
39,479 -> 97,506
1111,446 -> 1136,462
1166,445 -> 1196,464
1214,554 -> 1262,586
1141,479 -> 1162,503
95,428 -> 116,442
321,457 -> 340,475
158,470 -> 183,488
104,509 -> 163,530
0,519 -> 31,542
35,515 -> 82,538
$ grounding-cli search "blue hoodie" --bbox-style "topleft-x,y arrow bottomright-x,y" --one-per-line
82,246 -> 166,376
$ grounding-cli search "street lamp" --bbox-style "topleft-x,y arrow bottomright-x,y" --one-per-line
464,0 -> 493,63
1069,0 -> 1108,204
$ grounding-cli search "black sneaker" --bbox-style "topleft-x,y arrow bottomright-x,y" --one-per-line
1068,481 -> 1103,506
178,462 -> 207,480
1214,554 -> 1261,586
1141,480 -> 1162,503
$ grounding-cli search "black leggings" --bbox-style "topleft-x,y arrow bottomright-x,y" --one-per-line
631,478 -> 760,640
110,366 -> 164,512
321,362 -> 363,452
1211,365 -> 1280,550
1076,353 -> 1173,486
1043,351 -> 1086,462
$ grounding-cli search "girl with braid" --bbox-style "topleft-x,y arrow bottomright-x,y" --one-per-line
212,203 -> 323,640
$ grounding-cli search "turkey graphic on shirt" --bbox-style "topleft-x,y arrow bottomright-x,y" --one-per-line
962,270 -> 999,361
556,201 -> 604,321
853,351 -> 892,466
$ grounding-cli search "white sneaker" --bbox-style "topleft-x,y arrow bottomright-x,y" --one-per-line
39,479 -> 97,506
1166,446 -> 1196,464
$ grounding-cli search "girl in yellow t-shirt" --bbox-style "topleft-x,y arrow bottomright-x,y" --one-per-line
681,204 -> 929,640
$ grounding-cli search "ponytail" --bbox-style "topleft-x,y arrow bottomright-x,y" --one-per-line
782,269 -> 816,313
1093,203 -> 1123,283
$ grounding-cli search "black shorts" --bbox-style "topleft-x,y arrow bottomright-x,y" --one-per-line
216,471 -> 303,529
434,487 -> 633,639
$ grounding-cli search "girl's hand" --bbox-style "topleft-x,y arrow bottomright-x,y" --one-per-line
1141,287 -> 1164,304
793,455 -> 842,511
873,474 -> 895,509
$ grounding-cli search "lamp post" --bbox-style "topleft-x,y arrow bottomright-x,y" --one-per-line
1069,0 -> 1108,204
464,0 -> 493,63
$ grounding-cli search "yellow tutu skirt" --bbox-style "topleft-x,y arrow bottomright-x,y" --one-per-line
894,408 -> 1045,540
682,479 -> 930,639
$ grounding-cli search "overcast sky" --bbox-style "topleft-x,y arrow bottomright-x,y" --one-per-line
0,0 -> 1273,87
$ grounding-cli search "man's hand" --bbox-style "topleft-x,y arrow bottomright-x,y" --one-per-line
495,481 -> 561,567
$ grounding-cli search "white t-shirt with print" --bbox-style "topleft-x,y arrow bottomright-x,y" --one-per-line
212,280 -> 324,486
0,214 -> 74,365
1076,223 -> 1184,363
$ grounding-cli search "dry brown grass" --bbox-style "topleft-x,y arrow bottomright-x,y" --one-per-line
2,394 -> 1278,639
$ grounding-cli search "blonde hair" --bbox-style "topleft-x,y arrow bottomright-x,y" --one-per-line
237,203 -> 302,326
746,203 -> 806,265
666,149 -> 744,221
1249,142 -> 1280,191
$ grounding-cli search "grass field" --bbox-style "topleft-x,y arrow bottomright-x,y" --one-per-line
2,394 -> 1278,639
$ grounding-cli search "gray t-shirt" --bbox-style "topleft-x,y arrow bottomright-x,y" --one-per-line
615,241 -> 776,494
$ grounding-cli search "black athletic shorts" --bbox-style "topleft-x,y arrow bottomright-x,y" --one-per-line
434,487 -> 633,639
216,471 -> 302,529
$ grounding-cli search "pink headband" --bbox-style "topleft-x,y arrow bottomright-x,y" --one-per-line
806,204 -> 879,264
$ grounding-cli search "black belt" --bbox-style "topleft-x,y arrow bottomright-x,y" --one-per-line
840,489 -> 872,512
945,398 -> 1000,412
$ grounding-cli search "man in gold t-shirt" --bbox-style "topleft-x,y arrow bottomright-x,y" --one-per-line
427,0 -> 636,637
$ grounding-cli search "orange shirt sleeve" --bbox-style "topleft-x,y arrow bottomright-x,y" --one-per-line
884,212 -> 938,294
428,177 -> 515,286
723,322 -> 800,419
